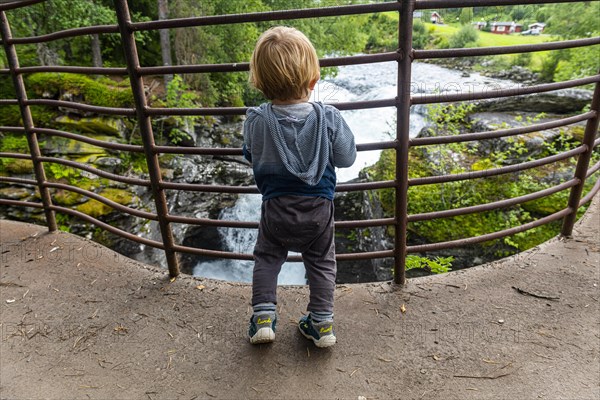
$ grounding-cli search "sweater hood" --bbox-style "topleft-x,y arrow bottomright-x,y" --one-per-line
247,102 -> 329,186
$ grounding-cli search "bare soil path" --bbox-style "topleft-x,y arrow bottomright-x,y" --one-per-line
1,198 -> 598,399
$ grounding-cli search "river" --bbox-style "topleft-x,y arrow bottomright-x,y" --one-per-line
193,61 -> 517,284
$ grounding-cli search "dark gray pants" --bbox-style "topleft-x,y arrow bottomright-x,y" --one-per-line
251,195 -> 336,313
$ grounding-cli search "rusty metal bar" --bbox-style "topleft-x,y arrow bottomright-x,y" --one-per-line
159,179 -> 396,194
416,0 -> 578,9
409,179 -> 579,222
0,99 -> 18,105
33,127 -> 145,153
15,66 -> 128,75
393,0 -> 415,285
160,182 -> 259,194
155,139 -> 396,156
413,75 -> 600,105
114,0 -> 179,277
171,243 -> 394,263
414,37 -> 600,60
410,112 -> 595,147
410,146 -> 585,186
587,160 -> 600,178
167,214 -> 395,230
0,176 -> 36,185
49,205 -> 165,249
6,25 -> 120,45
24,99 -> 135,117
0,199 -> 43,208
132,2 -> 400,32
580,177 -> 600,206
0,0 -> 44,12
561,77 -> 600,236
43,182 -> 158,220
38,156 -> 152,187
0,152 -> 31,160
409,208 -> 572,253
0,10 -> 56,231
0,126 -> 25,133
146,98 -> 397,117
141,52 -> 399,76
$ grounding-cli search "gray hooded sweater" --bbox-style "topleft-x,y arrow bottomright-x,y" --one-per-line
243,101 -> 356,200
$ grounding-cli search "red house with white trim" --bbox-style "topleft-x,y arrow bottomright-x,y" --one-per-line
490,22 -> 523,34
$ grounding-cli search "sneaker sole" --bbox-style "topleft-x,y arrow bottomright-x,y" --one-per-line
298,326 -> 337,348
249,327 -> 275,344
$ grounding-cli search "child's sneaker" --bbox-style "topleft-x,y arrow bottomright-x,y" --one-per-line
248,312 -> 277,344
298,314 -> 336,348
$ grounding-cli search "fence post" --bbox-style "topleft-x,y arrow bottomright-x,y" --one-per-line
0,11 -> 57,231
561,77 -> 600,236
114,0 -> 180,277
394,0 -> 415,285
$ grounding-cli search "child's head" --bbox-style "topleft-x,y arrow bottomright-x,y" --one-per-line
249,26 -> 320,101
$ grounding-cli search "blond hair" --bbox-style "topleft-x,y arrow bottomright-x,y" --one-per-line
249,26 -> 320,101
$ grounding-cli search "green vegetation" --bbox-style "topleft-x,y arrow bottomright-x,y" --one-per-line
365,103 -> 600,261
406,255 -> 453,274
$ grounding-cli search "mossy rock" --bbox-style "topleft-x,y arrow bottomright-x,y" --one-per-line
55,115 -> 125,137
26,73 -> 134,109
75,188 -> 137,218
52,189 -> 84,206
564,126 -> 585,143
0,159 -> 34,174
0,187 -> 33,200
41,136 -> 108,157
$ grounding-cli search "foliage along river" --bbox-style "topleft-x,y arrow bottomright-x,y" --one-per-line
193,61 -> 517,284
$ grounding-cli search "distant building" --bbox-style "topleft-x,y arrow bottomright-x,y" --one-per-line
413,11 -> 423,19
528,22 -> 546,32
472,21 -> 487,30
430,11 -> 443,24
490,22 -> 523,34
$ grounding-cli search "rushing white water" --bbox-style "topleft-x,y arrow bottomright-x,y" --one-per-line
193,61 -> 517,284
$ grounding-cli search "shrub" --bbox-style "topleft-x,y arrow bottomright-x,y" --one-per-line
448,25 -> 479,48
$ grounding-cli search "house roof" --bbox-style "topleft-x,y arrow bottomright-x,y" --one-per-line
491,22 -> 523,27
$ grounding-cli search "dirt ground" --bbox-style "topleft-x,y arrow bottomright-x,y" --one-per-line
0,197 -> 598,400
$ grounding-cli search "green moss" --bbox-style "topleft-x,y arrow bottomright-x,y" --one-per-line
0,159 -> 33,174
0,133 -> 28,152
100,188 -> 135,205
52,189 -> 84,206
26,73 -> 134,108
76,199 -> 112,218
55,115 -> 124,136
565,126 -> 585,143
75,188 -> 136,218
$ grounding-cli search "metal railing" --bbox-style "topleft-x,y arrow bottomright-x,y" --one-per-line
1,0 -> 598,284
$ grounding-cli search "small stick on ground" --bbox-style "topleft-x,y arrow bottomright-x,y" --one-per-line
512,286 -> 560,300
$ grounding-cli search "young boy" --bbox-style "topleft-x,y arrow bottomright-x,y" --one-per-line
243,26 -> 356,348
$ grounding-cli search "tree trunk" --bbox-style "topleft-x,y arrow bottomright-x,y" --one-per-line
158,0 -> 173,87
91,34 -> 103,68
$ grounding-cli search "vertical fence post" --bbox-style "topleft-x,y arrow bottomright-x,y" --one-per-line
0,11 -> 57,231
561,77 -> 600,236
394,0 -> 415,285
114,0 -> 180,277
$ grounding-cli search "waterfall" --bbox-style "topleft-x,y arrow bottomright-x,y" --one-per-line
193,194 -> 307,284
193,61 -> 515,284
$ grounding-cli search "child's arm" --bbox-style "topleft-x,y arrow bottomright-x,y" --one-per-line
242,117 -> 253,163
328,108 -> 356,168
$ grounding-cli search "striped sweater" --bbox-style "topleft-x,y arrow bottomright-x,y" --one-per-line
243,102 -> 356,200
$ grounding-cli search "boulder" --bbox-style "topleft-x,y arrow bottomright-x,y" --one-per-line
474,88 -> 593,114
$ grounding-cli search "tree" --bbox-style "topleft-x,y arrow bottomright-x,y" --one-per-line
5,0 -> 117,66
158,0 -> 173,86
459,7 -> 474,25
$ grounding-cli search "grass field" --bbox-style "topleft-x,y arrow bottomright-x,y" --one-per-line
423,22 -> 554,70
424,22 -> 551,47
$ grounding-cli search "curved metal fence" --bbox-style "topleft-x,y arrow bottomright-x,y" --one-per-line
1,0 -> 598,284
